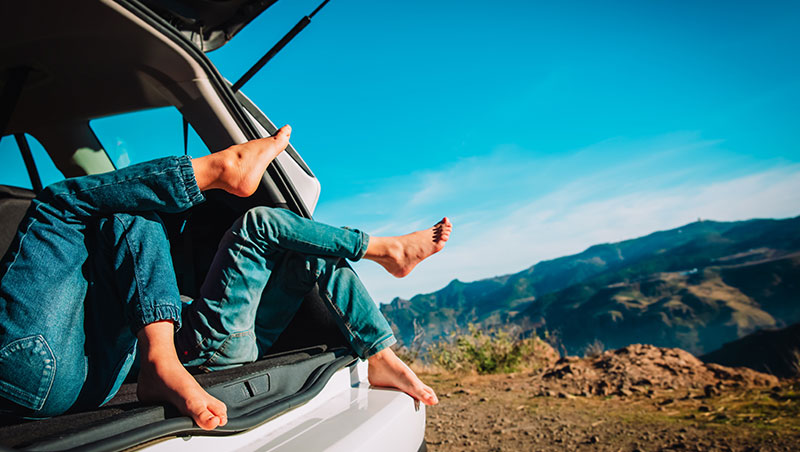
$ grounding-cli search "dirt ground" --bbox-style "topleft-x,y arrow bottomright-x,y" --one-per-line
422,372 -> 800,452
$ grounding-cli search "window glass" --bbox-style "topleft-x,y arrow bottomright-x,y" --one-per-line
0,135 -> 33,189
91,107 -> 209,169
27,134 -> 63,187
0,134 -> 63,189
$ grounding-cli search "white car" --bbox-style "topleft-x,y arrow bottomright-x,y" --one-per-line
0,1 -> 426,450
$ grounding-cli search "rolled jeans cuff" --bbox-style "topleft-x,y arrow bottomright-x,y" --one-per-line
355,231 -> 370,261
362,334 -> 396,359
177,155 -> 205,205
131,303 -> 183,333
342,227 -> 370,261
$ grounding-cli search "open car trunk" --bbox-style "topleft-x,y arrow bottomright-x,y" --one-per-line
0,180 -> 355,451
0,0 -> 394,450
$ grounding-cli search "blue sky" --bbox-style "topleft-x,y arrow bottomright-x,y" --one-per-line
3,0 -> 798,304
208,0 -> 800,303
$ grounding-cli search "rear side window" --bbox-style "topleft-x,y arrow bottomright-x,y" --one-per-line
91,107 -> 209,169
0,134 -> 63,189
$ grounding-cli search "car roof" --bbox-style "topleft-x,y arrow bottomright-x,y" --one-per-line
141,0 -> 279,52
1,1 -> 205,133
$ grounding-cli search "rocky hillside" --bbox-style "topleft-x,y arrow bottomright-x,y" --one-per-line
424,344 -> 798,452
381,215 -> 800,356
536,344 -> 778,398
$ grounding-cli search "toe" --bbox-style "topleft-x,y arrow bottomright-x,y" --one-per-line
209,400 -> 228,426
194,409 -> 222,430
276,124 -> 292,138
423,387 -> 438,405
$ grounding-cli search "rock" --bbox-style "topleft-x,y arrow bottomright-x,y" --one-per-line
537,344 -> 778,399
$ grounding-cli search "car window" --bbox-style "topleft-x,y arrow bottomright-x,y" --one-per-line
0,134 -> 64,189
91,107 -> 209,169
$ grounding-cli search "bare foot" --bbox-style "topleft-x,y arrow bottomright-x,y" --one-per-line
137,359 -> 228,430
192,125 -> 292,197
365,217 -> 453,277
368,348 -> 438,405
136,321 -> 227,430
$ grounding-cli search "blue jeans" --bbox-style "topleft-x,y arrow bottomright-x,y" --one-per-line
175,207 -> 395,370
0,157 -> 394,418
0,156 -> 201,417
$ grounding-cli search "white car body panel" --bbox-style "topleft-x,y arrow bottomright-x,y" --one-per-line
143,360 -> 425,452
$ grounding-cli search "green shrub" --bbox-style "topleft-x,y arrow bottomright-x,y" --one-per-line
429,324 -> 552,374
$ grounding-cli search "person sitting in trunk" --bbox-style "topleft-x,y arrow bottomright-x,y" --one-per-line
0,125 -> 451,429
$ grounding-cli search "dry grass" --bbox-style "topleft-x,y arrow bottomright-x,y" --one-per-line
422,370 -> 800,451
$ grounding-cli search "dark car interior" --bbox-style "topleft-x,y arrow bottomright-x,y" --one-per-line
0,1 -> 354,450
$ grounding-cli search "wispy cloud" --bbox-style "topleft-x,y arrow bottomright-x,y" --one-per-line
313,134 -> 800,303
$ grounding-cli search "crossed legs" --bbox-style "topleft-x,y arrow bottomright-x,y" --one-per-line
176,206 -> 451,411
134,125 -> 452,429
0,127 -> 293,428
134,126 -> 295,429
0,124 -> 452,430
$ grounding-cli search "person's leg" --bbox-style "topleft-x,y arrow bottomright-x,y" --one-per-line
0,210 -> 192,417
0,154 -> 206,413
362,218 -> 452,278
0,126 -> 290,424
85,212 -> 226,430
21,123 -> 292,226
0,237 -> 89,416
191,125 -> 291,197
31,124 -> 292,219
175,207 -> 369,369
138,321 -> 227,430
177,207 -> 443,404
315,260 -> 438,405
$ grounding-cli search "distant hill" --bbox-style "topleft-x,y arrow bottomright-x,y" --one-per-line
381,215 -> 800,355
701,322 -> 800,378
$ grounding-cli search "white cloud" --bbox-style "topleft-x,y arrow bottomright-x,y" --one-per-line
313,134 -> 800,304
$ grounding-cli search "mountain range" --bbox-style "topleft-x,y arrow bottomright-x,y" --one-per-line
380,215 -> 800,356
